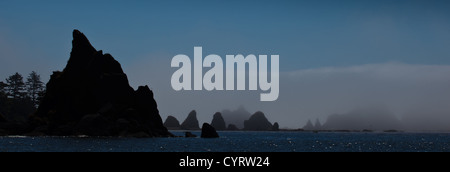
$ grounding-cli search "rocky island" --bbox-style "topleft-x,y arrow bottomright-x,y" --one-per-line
210,112 -> 226,131
26,30 -> 172,137
164,116 -> 181,130
243,111 -> 276,131
180,110 -> 200,130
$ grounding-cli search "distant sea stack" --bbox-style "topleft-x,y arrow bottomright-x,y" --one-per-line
303,119 -> 314,130
201,123 -> 219,138
210,112 -> 226,131
227,124 -> 239,131
180,110 -> 200,130
221,106 -> 251,129
243,111 -> 273,131
28,30 -> 172,137
272,122 -> 280,131
164,116 -> 181,130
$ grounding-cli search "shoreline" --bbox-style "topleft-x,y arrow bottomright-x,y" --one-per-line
3,130 -> 450,138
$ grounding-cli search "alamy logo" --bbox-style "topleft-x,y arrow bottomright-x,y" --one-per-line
171,47 -> 279,101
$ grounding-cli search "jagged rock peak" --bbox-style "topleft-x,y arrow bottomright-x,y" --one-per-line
243,111 -> 273,131
181,110 -> 200,130
211,112 -> 226,131
29,29 -> 171,137
65,30 -> 98,73
164,116 -> 181,128
72,29 -> 96,54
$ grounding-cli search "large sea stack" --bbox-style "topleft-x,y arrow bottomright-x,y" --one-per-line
28,30 -> 172,137
201,123 -> 219,138
164,116 -> 181,130
180,110 -> 200,130
0,113 -> 6,123
210,112 -> 226,131
243,111 -> 273,131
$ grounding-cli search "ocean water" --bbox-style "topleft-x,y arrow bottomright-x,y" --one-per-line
0,131 -> 449,152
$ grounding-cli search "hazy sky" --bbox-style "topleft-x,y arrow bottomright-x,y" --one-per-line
1,0 -> 450,129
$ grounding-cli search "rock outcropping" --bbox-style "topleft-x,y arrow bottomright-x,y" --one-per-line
227,124 -> 239,131
185,132 -> 197,138
201,123 -> 219,138
0,113 -> 6,123
272,122 -> 280,131
164,116 -> 181,130
221,106 -> 251,129
243,111 -> 273,131
210,112 -> 226,131
180,110 -> 200,130
0,113 -> 7,136
28,30 -> 172,137
303,120 -> 314,130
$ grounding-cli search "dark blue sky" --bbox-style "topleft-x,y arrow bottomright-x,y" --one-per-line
1,0 -> 450,75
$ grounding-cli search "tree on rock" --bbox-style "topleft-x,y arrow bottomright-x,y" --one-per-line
26,71 -> 44,107
0,82 -> 7,115
1,73 -> 36,122
6,73 -> 25,99
0,82 -> 7,95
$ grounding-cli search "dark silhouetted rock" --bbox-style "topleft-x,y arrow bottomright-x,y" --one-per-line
164,116 -> 181,130
181,110 -> 200,130
114,118 -> 131,135
0,110 -> 26,135
0,122 -> 27,135
221,106 -> 251,129
243,111 -> 273,131
0,97 -> 34,123
201,123 -> 219,138
128,131 -> 150,138
210,112 -> 226,131
272,122 -> 279,131
0,117 -> 7,135
28,30 -> 172,137
227,124 -> 239,131
303,119 -> 314,130
185,132 -> 197,138
75,113 -> 111,136
0,113 -> 6,123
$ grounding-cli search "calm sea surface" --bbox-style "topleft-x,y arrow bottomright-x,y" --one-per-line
1,131 -> 449,152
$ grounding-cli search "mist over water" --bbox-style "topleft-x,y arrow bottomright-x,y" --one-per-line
125,61 -> 450,131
